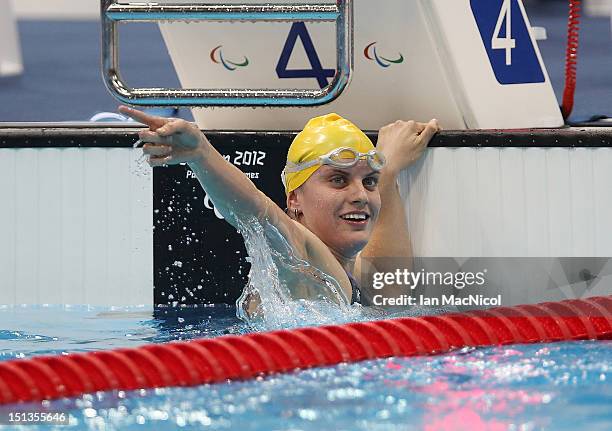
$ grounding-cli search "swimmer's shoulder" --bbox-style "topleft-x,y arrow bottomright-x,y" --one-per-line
296,221 -> 352,295
294,221 -> 327,259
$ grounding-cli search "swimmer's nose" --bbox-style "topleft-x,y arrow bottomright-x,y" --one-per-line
348,180 -> 368,206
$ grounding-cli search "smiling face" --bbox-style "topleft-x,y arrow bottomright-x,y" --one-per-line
287,161 -> 381,258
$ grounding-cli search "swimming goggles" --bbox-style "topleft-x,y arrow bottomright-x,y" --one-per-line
283,147 -> 386,175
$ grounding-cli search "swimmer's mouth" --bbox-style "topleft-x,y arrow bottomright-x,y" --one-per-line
340,212 -> 370,222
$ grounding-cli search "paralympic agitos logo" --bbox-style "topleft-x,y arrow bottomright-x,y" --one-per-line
364,42 -> 404,68
210,45 -> 249,71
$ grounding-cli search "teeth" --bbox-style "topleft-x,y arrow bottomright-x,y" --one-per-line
342,214 -> 367,220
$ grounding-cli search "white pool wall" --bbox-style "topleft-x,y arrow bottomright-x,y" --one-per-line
0,147 -> 153,306
400,145 -> 612,305
0,144 -> 611,306
402,146 -> 612,258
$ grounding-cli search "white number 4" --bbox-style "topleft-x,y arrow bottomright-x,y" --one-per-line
492,0 -> 516,65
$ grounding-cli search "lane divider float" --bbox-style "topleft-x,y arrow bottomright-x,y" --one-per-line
0,296 -> 610,404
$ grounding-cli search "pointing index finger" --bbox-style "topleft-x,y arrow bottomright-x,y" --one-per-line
118,105 -> 167,131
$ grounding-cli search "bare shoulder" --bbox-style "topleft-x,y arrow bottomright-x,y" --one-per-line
301,224 -> 352,293
258,199 -> 352,300
256,195 -> 308,257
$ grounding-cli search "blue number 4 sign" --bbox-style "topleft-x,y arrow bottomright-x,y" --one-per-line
471,0 -> 544,84
276,22 -> 335,89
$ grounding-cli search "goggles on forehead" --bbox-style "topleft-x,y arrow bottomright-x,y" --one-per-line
281,147 -> 386,189
284,147 -> 386,175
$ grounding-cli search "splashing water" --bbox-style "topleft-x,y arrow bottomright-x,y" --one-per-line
131,147 -> 152,178
235,217 -> 355,330
233,218 -> 447,331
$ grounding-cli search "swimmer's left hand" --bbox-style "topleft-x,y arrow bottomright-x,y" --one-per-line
376,119 -> 440,175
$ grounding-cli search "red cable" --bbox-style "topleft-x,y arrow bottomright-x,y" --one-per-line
561,0 -> 582,120
0,295 -> 610,405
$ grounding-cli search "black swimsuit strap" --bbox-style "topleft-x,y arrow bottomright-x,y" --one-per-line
345,271 -> 362,305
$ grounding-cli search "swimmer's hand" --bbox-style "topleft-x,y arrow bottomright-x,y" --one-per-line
376,119 -> 440,175
118,105 -> 209,167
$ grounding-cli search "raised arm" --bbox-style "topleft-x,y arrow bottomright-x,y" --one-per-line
120,106 -> 301,246
357,119 -> 440,302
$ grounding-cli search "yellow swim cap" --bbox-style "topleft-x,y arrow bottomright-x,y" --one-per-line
283,113 -> 374,193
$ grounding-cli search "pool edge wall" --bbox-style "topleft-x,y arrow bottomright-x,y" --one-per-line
0,125 -> 611,306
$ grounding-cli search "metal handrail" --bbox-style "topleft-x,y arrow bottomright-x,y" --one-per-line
101,1 -> 353,107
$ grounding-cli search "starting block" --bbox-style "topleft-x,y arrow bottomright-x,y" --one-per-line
156,0 -> 563,129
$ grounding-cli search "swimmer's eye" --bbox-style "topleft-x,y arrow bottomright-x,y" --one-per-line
363,176 -> 379,188
330,175 -> 347,185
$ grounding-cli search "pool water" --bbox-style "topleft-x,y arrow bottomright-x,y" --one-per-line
0,305 -> 245,360
0,305 -> 610,430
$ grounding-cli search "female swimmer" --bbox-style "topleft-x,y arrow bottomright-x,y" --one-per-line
119,106 -> 439,312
